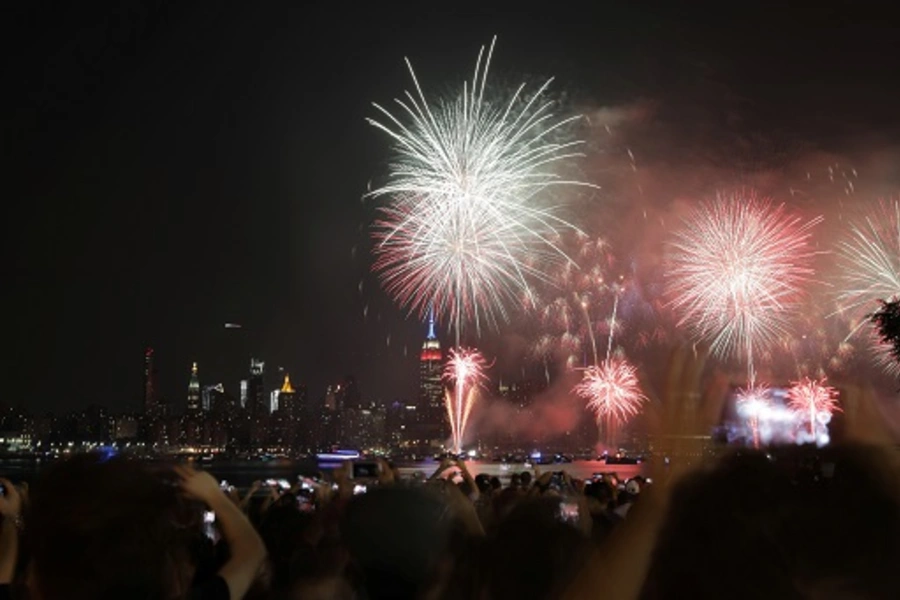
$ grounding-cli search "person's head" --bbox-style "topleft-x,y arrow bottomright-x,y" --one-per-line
510,473 -> 522,489
643,445 -> 900,599
341,486 -> 450,599
584,480 -> 614,507
489,476 -> 502,491
27,454 -> 197,599
520,471 -> 533,487
475,473 -> 491,495
483,496 -> 590,599
259,505 -> 313,591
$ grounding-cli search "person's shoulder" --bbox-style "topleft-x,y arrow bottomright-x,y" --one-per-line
191,575 -> 230,600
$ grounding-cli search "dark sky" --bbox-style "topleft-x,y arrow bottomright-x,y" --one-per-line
4,2 -> 899,413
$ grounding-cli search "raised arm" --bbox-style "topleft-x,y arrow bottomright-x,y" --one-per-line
177,467 -> 267,600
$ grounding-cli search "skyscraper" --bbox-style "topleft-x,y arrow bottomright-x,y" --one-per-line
278,373 -> 296,414
418,311 -> 444,445
201,383 -> 224,412
269,389 -> 280,414
247,358 -> 266,416
143,348 -> 158,415
186,362 -> 201,413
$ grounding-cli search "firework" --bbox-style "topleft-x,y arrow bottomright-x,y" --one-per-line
735,384 -> 772,449
443,348 -> 489,453
573,357 -> 646,445
367,37 -> 592,336
668,190 -> 821,384
529,234 -> 639,375
835,199 -> 900,373
787,377 -> 840,437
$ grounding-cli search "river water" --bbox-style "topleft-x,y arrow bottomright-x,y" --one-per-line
0,457 -> 645,489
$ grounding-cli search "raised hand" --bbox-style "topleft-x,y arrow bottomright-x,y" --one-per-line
174,465 -> 221,505
0,479 -> 21,520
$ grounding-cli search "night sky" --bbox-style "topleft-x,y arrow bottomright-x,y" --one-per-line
6,3 -> 899,413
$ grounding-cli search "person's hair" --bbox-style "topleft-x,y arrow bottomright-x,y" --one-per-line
642,445 -> 900,599
489,476 -> 502,491
26,454 -> 197,600
520,471 -> 533,486
258,504 -> 313,591
483,496 -> 590,599
341,486 -> 450,599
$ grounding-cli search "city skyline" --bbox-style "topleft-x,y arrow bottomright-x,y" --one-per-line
7,4 -> 900,412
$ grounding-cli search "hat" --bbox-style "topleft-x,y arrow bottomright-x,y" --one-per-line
625,479 -> 641,495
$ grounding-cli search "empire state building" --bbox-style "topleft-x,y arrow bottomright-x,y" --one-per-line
419,311 -> 445,444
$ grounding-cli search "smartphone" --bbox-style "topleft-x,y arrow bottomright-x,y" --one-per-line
277,479 -> 291,490
202,511 -> 217,541
353,484 -> 367,495
351,461 -> 379,480
297,495 -> 314,511
558,501 -> 579,524
549,471 -> 565,490
264,478 -> 277,487
219,480 -> 230,490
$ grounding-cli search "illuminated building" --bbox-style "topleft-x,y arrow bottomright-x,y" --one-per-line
324,384 -> 338,411
247,359 -> 266,416
240,380 -> 248,409
143,348 -> 158,416
202,383 -> 224,412
186,362 -> 201,413
278,374 -> 296,414
418,311 -> 444,445
340,376 -> 361,410
269,389 -> 279,413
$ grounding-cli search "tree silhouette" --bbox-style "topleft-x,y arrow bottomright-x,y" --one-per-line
871,299 -> 900,369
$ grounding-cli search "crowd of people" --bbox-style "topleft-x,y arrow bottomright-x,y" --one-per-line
1,441 -> 899,599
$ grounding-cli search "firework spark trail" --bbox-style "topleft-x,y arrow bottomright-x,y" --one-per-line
835,199 -> 900,373
736,384 -> 772,449
668,190 -> 821,385
606,291 -> 620,361
367,37 -> 593,338
787,377 -> 841,436
443,348 -> 489,454
573,358 -> 646,445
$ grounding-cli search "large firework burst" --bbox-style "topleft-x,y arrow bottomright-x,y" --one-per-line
835,199 -> 900,374
667,190 -> 821,383
367,37 -> 592,336
573,357 -> 646,434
